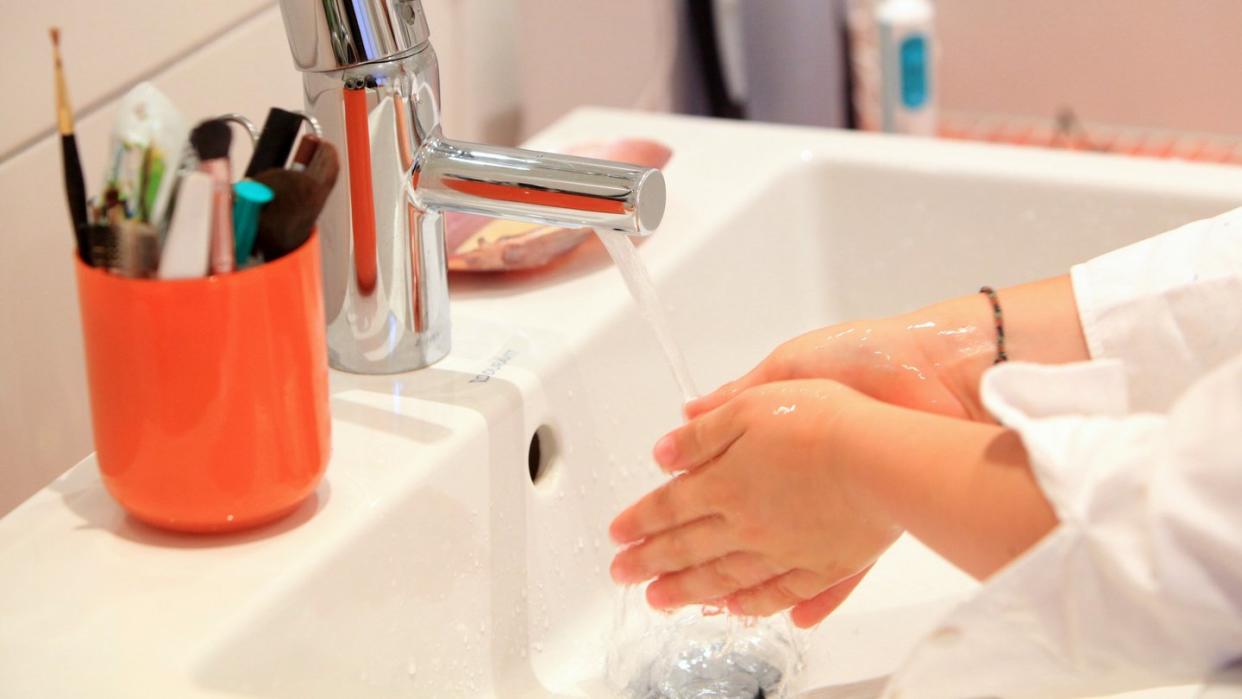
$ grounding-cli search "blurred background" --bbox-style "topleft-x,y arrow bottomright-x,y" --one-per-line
5,0 -> 1242,514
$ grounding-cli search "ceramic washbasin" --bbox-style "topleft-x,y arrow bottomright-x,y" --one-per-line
3,108 -> 1242,698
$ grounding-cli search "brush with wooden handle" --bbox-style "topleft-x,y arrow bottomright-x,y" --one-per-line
50,27 -> 90,262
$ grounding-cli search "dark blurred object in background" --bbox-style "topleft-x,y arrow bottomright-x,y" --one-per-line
688,0 -> 851,128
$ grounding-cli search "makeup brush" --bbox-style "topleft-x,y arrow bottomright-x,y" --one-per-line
50,28 -> 90,262
288,135 -> 321,172
113,220 -> 160,278
249,140 -> 338,261
304,138 -> 339,195
190,119 -> 235,274
251,170 -> 321,262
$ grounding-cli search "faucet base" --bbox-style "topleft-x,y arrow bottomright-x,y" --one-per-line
326,323 -> 450,375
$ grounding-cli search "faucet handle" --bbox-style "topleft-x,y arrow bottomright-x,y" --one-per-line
278,0 -> 431,72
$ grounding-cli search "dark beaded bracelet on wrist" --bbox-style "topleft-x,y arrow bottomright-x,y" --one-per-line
979,286 -> 1008,364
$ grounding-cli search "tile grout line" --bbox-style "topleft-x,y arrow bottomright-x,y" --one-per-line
0,1 -> 279,164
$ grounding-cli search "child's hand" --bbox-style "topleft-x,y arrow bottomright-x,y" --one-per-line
609,380 -> 903,627
685,313 -> 993,423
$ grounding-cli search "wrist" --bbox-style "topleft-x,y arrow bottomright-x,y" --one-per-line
901,296 -> 997,421
827,393 -> 911,528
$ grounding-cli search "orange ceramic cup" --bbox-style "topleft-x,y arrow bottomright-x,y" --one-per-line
74,233 -> 331,533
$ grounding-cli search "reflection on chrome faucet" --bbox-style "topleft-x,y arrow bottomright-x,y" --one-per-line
277,0 -> 666,374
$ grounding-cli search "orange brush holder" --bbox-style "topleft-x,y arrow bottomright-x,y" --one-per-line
74,233 -> 331,533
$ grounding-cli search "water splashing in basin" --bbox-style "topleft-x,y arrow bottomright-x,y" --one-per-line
607,585 -> 802,698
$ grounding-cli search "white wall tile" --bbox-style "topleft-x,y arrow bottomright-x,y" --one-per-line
3,0 -> 274,160
0,6 -> 303,515
422,0 -> 523,145
515,0 -> 687,138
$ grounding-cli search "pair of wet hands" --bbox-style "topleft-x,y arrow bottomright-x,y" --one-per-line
607,314 -> 988,628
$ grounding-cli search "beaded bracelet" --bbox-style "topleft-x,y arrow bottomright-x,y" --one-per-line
979,286 -> 1008,364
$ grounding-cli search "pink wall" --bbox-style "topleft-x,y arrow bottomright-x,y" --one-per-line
937,0 -> 1242,134
515,0 -> 694,139
510,1 -> 1242,137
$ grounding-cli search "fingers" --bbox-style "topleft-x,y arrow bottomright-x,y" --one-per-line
645,552 -> 786,610
684,367 -> 767,420
609,473 -> 716,544
652,402 -> 746,474
789,565 -> 872,628
724,569 -> 831,617
683,382 -> 743,420
610,515 -> 733,584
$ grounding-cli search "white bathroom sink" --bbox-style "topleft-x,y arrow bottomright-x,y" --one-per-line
3,108 -> 1240,698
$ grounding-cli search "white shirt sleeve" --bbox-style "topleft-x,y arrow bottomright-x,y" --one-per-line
884,208 -> 1242,699
1070,207 -> 1242,411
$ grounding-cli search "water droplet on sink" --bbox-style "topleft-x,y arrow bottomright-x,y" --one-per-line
406,661 -> 417,677
534,642 -> 544,653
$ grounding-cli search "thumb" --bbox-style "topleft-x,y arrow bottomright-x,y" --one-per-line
789,565 -> 873,628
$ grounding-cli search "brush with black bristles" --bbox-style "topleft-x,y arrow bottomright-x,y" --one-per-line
190,119 -> 235,274
50,27 -> 90,263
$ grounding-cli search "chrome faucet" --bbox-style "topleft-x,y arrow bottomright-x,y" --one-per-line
276,0 -> 666,374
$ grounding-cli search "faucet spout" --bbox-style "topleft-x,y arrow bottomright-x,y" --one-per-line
409,137 -> 666,235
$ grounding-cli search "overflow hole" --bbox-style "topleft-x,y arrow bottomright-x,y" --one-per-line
528,426 -> 558,486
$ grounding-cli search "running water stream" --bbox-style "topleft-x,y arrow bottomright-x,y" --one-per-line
595,231 -> 699,403
594,230 -> 802,698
